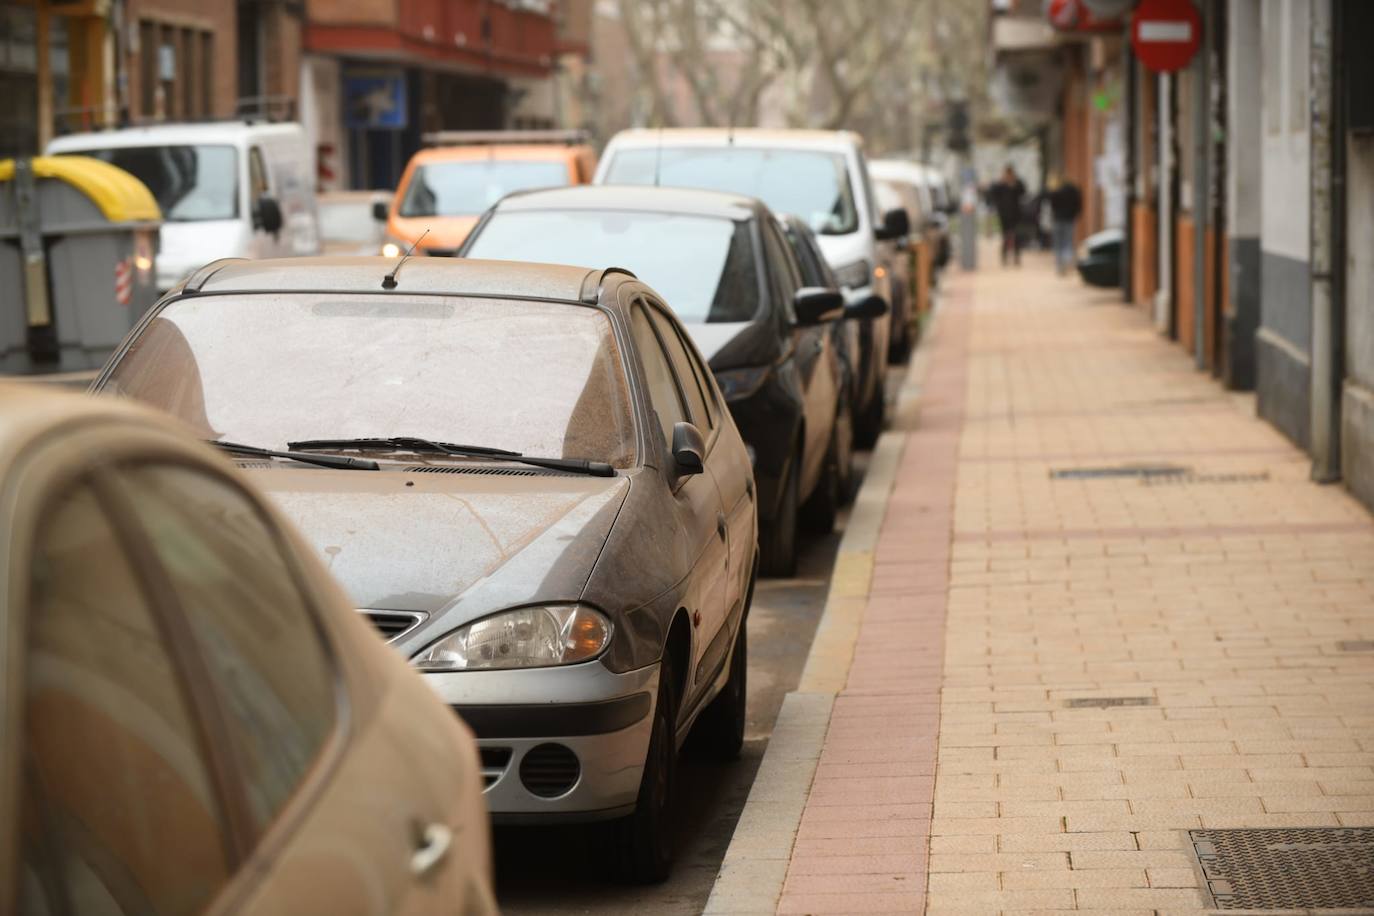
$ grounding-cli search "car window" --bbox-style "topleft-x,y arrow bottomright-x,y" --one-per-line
115,463 -> 338,835
632,304 -> 687,450
62,144 -> 239,221
248,146 -> 269,199
761,220 -> 800,322
23,483 -> 231,915
648,305 -> 713,431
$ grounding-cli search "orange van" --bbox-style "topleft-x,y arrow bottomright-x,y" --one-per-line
381,131 -> 597,256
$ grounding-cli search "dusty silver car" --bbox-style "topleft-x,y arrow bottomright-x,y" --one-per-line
92,256 -> 758,883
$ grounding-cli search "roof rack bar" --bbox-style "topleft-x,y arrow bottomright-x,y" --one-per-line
422,129 -> 589,147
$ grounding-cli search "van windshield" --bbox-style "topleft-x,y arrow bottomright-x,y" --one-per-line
66,145 -> 239,221
602,147 -> 859,235
399,160 -> 570,217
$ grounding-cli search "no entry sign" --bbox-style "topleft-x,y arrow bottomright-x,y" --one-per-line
1132,0 -> 1202,72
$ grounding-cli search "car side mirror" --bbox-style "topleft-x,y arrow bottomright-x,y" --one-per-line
844,293 -> 888,320
874,207 -> 910,241
372,200 -> 390,221
793,287 -> 845,325
671,421 -> 705,476
254,196 -> 284,235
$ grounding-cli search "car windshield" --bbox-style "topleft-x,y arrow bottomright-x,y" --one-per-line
66,145 -> 238,221
465,209 -> 761,324
398,160 -> 570,217
603,147 -> 859,235
104,294 -> 637,467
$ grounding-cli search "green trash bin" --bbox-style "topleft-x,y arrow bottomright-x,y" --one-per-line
0,156 -> 162,375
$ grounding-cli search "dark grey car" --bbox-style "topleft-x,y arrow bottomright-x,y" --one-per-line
90,257 -> 758,884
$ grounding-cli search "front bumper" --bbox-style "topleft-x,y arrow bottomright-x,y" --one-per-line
424,660 -> 658,822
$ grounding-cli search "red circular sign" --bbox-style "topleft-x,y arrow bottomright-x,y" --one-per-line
1132,0 -> 1202,73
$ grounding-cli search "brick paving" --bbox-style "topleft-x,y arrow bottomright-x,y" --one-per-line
774,252 -> 1374,914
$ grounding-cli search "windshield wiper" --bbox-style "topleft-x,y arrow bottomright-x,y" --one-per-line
210,440 -> 379,471
286,436 -> 615,478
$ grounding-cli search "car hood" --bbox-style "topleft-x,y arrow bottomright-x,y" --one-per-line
390,214 -> 478,252
257,468 -> 631,619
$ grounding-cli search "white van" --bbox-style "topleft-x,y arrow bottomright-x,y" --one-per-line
48,122 -> 321,292
594,128 -> 909,441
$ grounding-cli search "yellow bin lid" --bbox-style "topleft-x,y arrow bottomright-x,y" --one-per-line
0,155 -> 162,223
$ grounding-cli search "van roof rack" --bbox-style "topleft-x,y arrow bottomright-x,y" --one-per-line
421,129 -> 589,147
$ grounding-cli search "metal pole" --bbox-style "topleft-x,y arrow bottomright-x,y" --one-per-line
1192,0 -> 1210,369
1310,0 -> 1342,482
1123,33 -> 1137,305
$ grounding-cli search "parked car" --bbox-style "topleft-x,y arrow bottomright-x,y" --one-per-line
870,176 -> 918,361
1078,228 -> 1123,287
48,121 -> 322,292
2,383 -> 495,914
460,185 -> 863,576
318,189 -> 392,255
593,128 -> 907,447
92,256 -> 758,883
381,130 -> 598,257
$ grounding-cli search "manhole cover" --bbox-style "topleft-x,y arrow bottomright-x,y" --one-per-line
1050,464 -> 1189,480
1189,828 -> 1374,910
1338,640 -> 1374,652
1063,697 -> 1156,709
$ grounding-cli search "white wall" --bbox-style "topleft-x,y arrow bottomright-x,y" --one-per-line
300,55 -> 346,192
1260,0 -> 1309,262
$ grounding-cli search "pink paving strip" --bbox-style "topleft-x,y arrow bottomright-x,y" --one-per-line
957,446 -> 1299,462
775,294 -> 972,914
951,520 -> 1373,544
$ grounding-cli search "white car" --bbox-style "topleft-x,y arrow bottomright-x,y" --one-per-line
594,128 -> 906,445
48,121 -> 321,292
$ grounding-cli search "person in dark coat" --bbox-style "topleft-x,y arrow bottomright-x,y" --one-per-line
986,165 -> 1027,266
1046,173 -> 1083,275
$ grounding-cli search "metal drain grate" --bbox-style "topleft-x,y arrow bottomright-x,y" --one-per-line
1337,640 -> 1374,652
1189,827 -> 1374,911
1142,471 -> 1270,487
1050,464 -> 1189,480
1063,696 -> 1156,709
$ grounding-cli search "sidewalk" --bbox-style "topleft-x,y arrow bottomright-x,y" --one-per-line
707,250 -> 1374,914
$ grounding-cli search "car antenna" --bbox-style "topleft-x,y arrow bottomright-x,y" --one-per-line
382,228 -> 428,290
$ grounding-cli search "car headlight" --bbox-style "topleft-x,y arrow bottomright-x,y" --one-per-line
411,604 -> 612,671
833,259 -> 873,290
714,365 -> 771,402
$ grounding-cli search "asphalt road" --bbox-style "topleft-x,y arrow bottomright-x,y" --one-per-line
493,454 -> 870,914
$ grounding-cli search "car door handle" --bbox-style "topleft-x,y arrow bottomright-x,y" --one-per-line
717,512 -> 727,541
410,821 -> 452,878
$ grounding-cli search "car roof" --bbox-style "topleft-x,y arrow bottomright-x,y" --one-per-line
409,144 -> 590,165
491,184 -> 763,220
183,255 -> 633,305
605,127 -> 864,154
48,121 -> 304,150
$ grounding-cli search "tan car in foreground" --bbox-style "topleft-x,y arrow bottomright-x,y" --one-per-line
0,385 -> 495,914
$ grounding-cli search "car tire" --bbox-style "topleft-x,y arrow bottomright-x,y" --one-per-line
854,383 -> 885,449
610,650 -> 678,884
758,451 -> 799,578
690,622 -> 747,761
888,293 -> 913,364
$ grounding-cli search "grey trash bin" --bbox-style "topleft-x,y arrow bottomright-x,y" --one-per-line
0,155 -> 162,375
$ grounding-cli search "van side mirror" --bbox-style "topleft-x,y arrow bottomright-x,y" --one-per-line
793,287 -> 845,325
844,294 -> 889,320
671,422 -> 705,475
874,207 -> 910,241
254,196 -> 284,235
372,200 -> 389,221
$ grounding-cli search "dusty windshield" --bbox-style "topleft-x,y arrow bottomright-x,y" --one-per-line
603,147 -> 858,235
466,210 -> 760,324
104,294 -> 637,467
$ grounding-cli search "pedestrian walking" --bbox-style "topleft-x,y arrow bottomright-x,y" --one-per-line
986,165 -> 1027,266
1046,173 -> 1083,276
